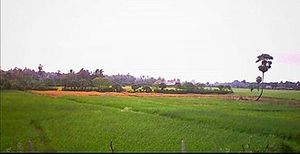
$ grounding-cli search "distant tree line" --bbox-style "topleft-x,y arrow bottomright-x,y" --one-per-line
216,80 -> 300,90
0,65 -> 235,94
0,65 -> 163,92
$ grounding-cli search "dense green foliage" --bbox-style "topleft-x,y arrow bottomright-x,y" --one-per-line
1,67 -> 233,94
1,90 -> 299,152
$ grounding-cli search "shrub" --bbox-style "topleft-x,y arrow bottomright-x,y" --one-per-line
154,88 -> 233,94
32,87 -> 58,91
97,87 -> 114,92
131,84 -> 141,92
142,86 -> 152,93
112,84 -> 124,92
158,83 -> 167,90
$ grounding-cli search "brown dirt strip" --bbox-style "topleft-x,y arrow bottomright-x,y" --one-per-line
31,90 -> 226,98
31,90 -> 300,107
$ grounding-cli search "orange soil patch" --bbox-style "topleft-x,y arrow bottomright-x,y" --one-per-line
31,90 -> 223,98
30,90 -> 300,107
30,90 -> 265,100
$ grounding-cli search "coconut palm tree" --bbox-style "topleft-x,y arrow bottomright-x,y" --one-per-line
38,64 -> 43,72
255,54 -> 273,101
93,69 -> 104,78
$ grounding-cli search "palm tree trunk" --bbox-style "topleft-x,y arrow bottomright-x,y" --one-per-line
256,73 -> 264,101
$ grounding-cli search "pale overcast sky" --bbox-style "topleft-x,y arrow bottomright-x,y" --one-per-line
1,0 -> 300,83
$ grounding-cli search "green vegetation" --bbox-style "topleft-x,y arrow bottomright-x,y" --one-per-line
1,90 -> 300,152
233,88 -> 300,101
0,66 -> 234,94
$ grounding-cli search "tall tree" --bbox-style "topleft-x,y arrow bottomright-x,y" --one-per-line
38,64 -> 43,72
255,54 -> 273,101
38,64 -> 44,78
93,69 -> 104,78
77,68 -> 91,79
67,69 -> 76,89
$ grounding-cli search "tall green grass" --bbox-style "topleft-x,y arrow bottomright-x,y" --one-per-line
1,90 -> 299,152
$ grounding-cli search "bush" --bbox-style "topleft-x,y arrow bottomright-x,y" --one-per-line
142,86 -> 152,93
112,84 -> 124,92
62,87 -> 96,91
32,87 -> 58,91
131,84 -> 141,92
158,83 -> 167,90
154,88 -> 233,94
95,87 -> 112,92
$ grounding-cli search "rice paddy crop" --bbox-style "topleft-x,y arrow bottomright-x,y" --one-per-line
1,90 -> 299,152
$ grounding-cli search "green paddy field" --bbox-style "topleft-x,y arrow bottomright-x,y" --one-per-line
1,89 -> 300,152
